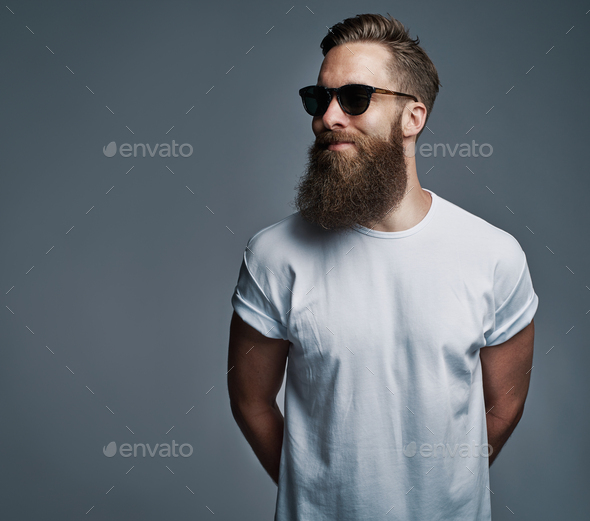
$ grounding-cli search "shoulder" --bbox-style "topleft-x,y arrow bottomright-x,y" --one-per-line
246,212 -> 304,250
433,192 -> 525,264
244,211 -> 328,268
236,213 -> 327,329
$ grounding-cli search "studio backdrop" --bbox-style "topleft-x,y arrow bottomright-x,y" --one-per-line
1,0 -> 589,519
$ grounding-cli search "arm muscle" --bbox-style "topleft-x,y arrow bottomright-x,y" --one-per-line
480,319 -> 535,465
227,311 -> 290,484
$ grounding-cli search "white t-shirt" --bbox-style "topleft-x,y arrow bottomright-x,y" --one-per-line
231,189 -> 539,521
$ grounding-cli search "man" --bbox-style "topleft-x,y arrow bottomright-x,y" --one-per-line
228,13 -> 538,521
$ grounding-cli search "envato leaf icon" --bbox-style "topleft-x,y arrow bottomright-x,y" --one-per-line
103,141 -> 117,157
403,441 -> 416,457
103,441 -> 117,457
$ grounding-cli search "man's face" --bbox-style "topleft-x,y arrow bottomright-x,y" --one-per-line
294,42 -> 410,231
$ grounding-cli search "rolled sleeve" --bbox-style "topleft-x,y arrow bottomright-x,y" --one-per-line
231,254 -> 288,340
484,248 -> 539,346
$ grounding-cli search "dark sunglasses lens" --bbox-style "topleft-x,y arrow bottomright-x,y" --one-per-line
302,86 -> 329,116
340,85 -> 370,115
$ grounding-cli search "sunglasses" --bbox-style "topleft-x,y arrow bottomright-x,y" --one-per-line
298,84 -> 418,117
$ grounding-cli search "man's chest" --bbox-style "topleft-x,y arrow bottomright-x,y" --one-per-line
284,258 -> 489,377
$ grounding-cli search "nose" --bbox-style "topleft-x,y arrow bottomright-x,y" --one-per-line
320,92 -> 350,130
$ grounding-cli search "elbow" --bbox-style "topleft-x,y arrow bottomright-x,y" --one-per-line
229,396 -> 277,422
512,403 -> 526,428
489,402 -> 526,430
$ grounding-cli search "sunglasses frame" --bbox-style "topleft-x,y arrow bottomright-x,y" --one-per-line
299,83 -> 418,117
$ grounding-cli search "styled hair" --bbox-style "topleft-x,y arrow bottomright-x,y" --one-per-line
320,13 -> 441,142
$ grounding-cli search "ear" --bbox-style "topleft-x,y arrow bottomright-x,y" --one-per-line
401,102 -> 427,139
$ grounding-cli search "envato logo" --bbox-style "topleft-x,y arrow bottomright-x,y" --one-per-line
103,440 -> 193,458
103,140 -> 193,158
404,140 -> 493,158
403,441 -> 493,458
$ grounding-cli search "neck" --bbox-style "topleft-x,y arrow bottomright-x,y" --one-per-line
369,157 -> 432,232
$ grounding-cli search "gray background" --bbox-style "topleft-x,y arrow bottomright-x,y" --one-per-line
1,0 -> 589,519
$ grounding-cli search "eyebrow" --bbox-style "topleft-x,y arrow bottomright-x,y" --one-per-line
316,80 -> 371,88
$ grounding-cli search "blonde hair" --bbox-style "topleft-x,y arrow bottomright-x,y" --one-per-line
321,13 -> 441,141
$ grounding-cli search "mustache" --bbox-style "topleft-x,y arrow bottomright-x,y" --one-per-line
314,131 -> 360,147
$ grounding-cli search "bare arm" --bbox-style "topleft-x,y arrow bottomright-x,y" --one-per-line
480,318 -> 535,466
227,310 -> 290,485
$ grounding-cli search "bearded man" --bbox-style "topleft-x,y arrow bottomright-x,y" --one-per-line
228,13 -> 538,521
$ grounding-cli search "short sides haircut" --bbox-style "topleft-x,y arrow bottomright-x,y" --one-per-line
320,13 -> 441,141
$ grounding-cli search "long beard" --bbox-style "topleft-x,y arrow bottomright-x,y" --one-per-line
294,116 -> 408,232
